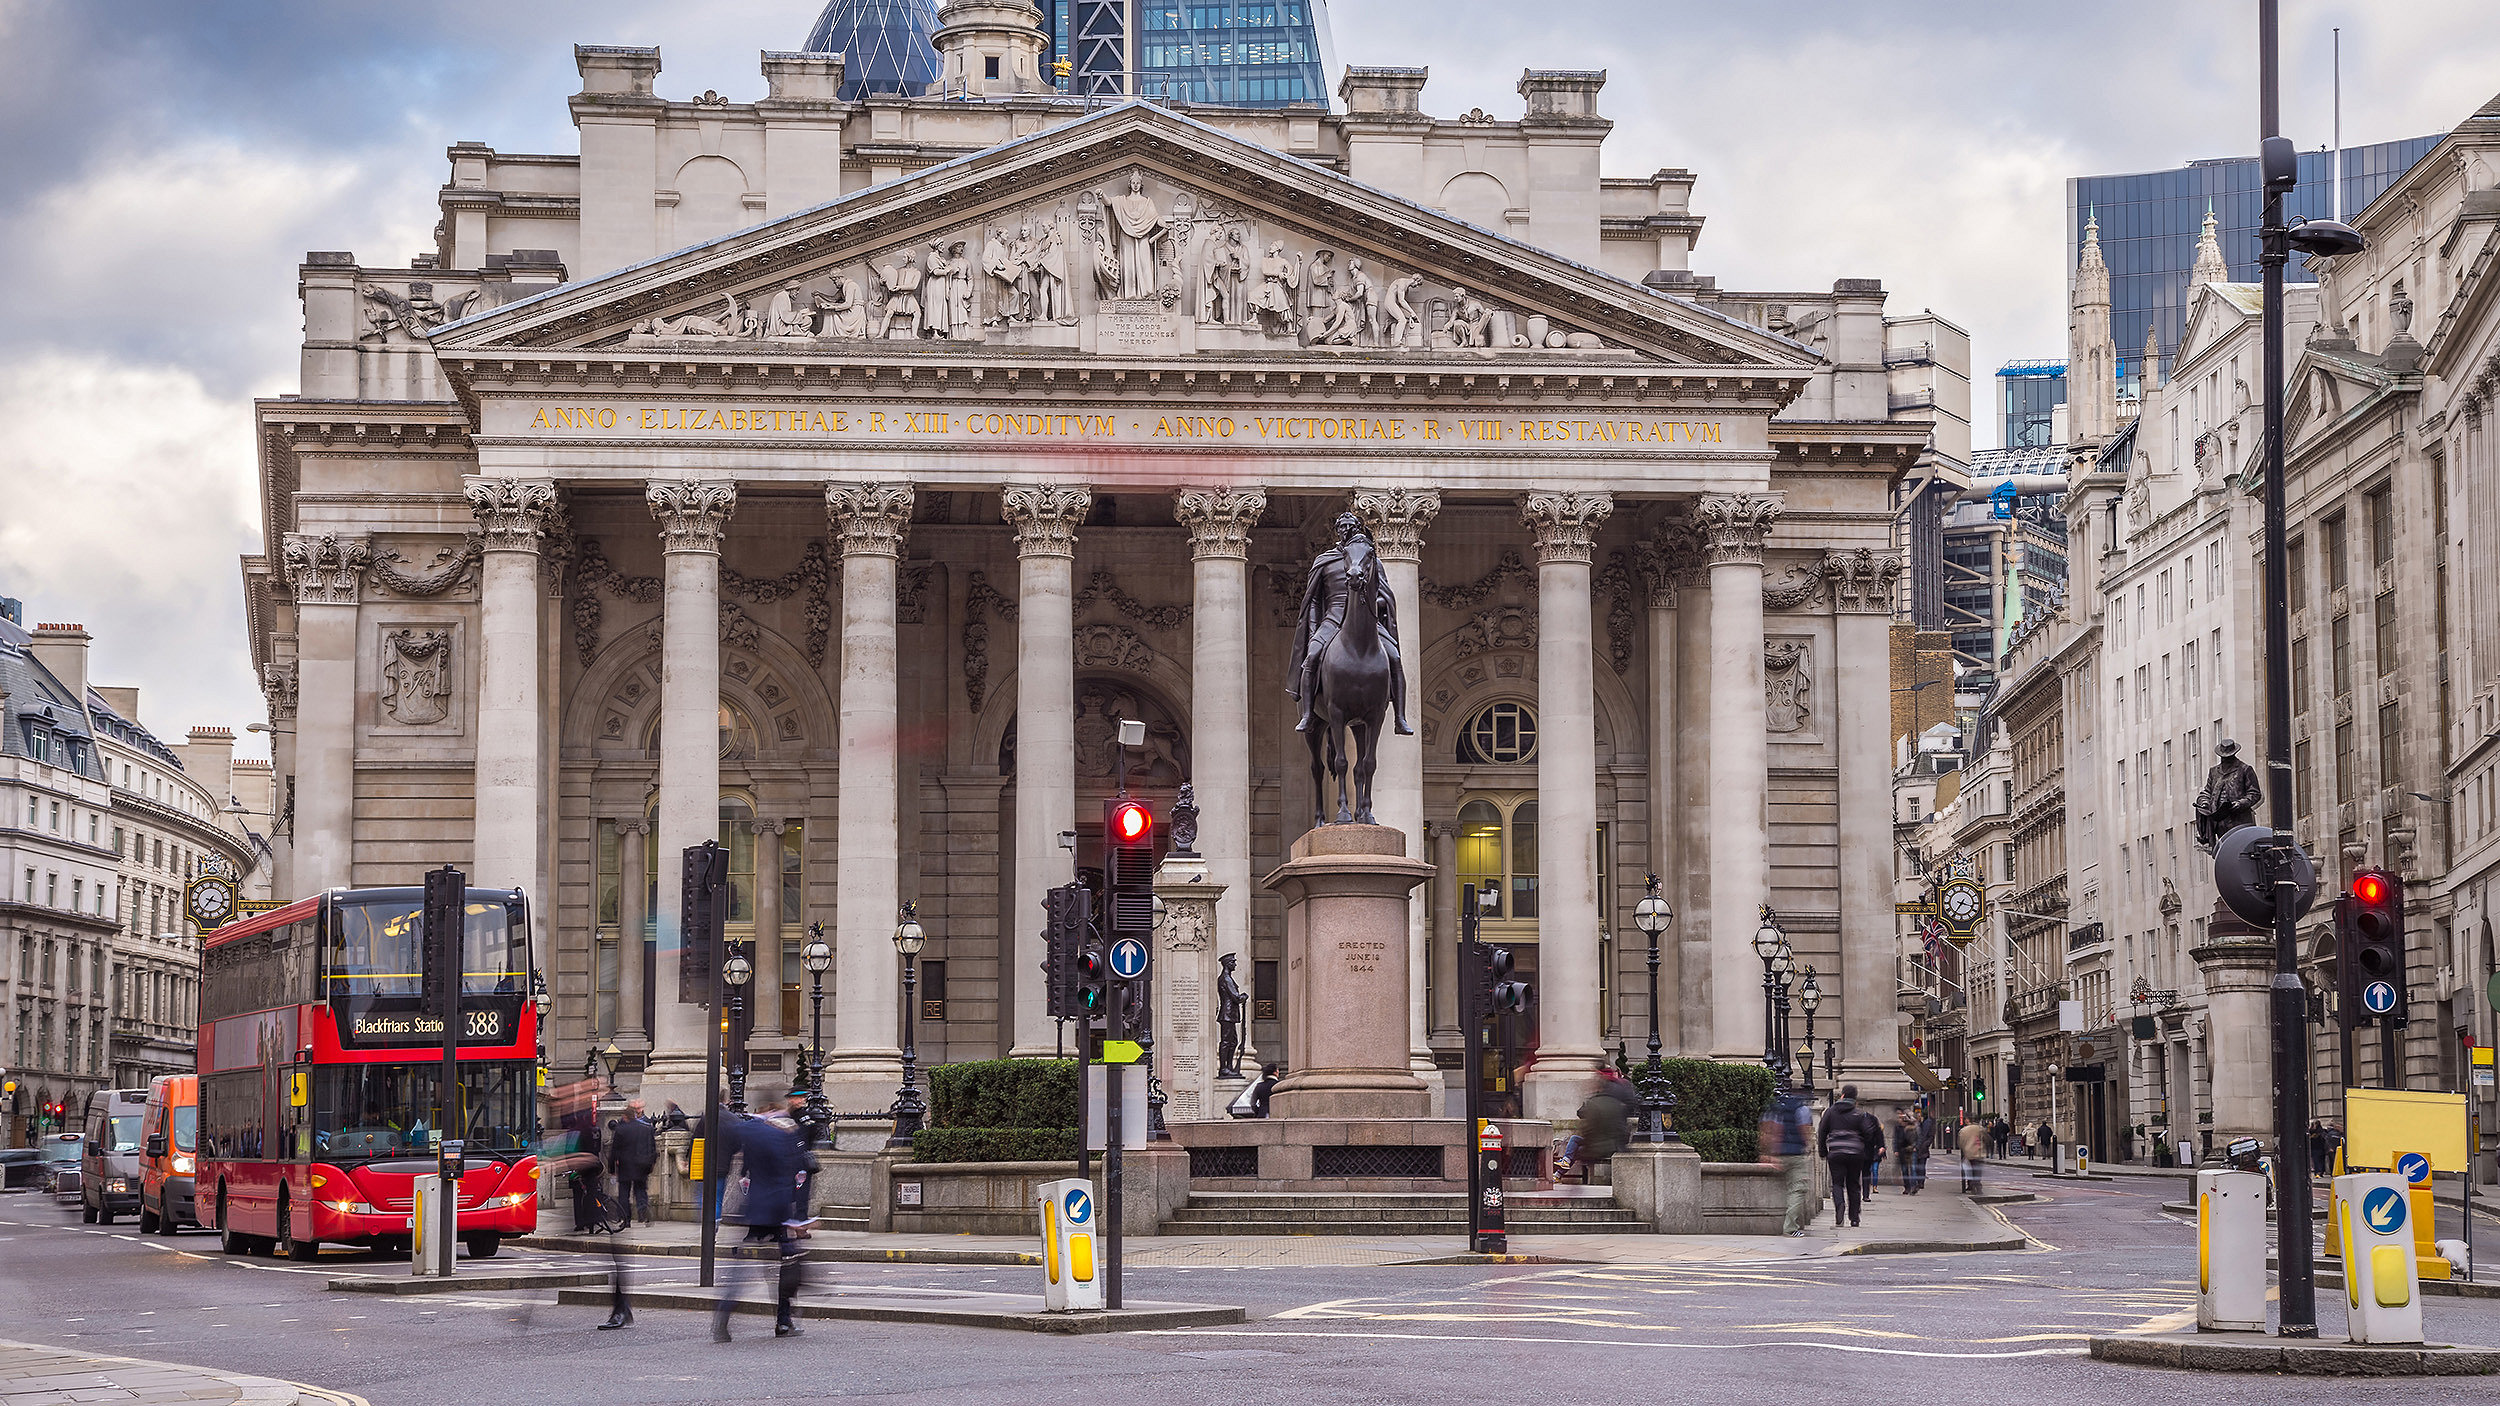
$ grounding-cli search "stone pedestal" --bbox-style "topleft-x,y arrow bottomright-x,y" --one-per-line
1608,1142 -> 1704,1233
1263,823 -> 1435,1120
2192,899 -> 2276,1156
1153,855 -> 1224,1124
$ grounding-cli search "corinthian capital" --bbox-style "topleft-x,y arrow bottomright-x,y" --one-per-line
1692,492 -> 1783,566
463,477 -> 557,552
1821,547 -> 1904,613
1175,486 -> 1268,560
1350,488 -> 1440,562
261,661 -> 300,721
646,479 -> 738,554
280,532 -> 372,605
824,481 -> 915,558
1001,484 -> 1093,557
1518,491 -> 1613,565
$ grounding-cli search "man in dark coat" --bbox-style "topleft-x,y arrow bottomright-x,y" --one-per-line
606,1099 -> 658,1226
1817,1085 -> 1883,1229
712,1112 -> 808,1341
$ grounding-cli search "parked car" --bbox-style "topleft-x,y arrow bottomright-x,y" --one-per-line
0,1147 -> 42,1190
39,1132 -> 84,1199
82,1089 -> 150,1224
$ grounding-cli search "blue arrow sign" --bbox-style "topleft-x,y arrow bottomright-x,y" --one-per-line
1109,937 -> 1149,980
2362,980 -> 2398,1015
2398,1152 -> 2431,1186
1062,1186 -> 1093,1225
2362,1186 -> 2407,1236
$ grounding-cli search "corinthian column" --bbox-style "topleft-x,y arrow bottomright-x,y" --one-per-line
643,478 -> 736,1093
1518,490 -> 1612,1120
1694,492 -> 1780,1061
1827,547 -> 1904,1086
1351,488 -> 1442,1097
1003,484 -> 1092,1057
825,481 -> 913,1102
279,533 -> 370,893
1175,485 -> 1267,1079
466,479 -> 554,904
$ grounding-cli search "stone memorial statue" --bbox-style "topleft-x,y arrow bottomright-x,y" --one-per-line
1216,952 -> 1248,1079
1288,512 -> 1412,825
2193,737 -> 2263,853
1103,171 -> 1168,301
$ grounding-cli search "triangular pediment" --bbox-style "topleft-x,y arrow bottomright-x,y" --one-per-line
433,101 -> 1812,373
2283,346 -> 2396,448
2173,283 -> 2260,371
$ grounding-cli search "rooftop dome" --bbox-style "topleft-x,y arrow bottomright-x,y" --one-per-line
804,0 -> 943,100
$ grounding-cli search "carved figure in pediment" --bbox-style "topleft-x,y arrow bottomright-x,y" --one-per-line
1201,224 -> 1250,325
1103,171 -> 1170,302
768,280 -> 812,338
877,253 -> 925,339
983,226 -> 1024,324
1076,191 -> 1122,300
1448,286 -> 1494,349
362,283 -> 446,341
1029,215 -> 1073,323
634,293 -> 738,340
1251,241 -> 1300,337
1305,249 -> 1338,339
1380,268 -> 1420,345
925,241 -> 973,338
737,297 -> 766,339
381,629 -> 452,727
813,275 -> 867,339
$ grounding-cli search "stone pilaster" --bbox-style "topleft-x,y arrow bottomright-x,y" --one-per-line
1518,490 -> 1611,1119
643,478 -> 736,1094
1350,487 -> 1441,1095
1153,855 -> 1224,1123
1002,483 -> 1091,1056
825,481 -> 913,1102
1693,492 -> 1779,1061
280,533 -> 370,893
1176,486 -> 1266,1078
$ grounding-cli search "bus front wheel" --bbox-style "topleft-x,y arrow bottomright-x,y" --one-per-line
462,1233 -> 501,1260
277,1195 -> 318,1262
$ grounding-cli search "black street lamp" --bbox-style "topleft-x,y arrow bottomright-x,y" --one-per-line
1753,906 -> 1792,1094
887,903 -> 928,1149
1631,874 -> 1678,1142
1770,943 -> 1796,1096
722,942 -> 752,1113
1797,967 -> 1822,1093
801,921 -> 832,1138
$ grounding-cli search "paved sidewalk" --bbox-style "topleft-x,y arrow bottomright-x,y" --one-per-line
0,1339 -> 363,1406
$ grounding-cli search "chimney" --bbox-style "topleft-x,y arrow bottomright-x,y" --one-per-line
28,623 -> 92,707
181,727 -> 238,806
93,685 -> 142,721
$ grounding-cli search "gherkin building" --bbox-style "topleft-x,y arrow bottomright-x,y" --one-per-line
804,0 -> 942,99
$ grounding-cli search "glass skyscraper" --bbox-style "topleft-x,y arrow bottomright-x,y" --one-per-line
805,0 -> 943,100
1048,0 -> 1335,107
1997,360 -> 2066,450
2067,134 -> 2439,373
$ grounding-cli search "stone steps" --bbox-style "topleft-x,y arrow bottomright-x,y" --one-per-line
1160,1191 -> 1645,1236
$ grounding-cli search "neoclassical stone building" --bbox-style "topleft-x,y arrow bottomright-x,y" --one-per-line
244,26 -> 1948,1123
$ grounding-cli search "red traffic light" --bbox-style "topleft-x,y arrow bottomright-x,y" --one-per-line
2353,871 -> 2389,906
1111,800 -> 1151,843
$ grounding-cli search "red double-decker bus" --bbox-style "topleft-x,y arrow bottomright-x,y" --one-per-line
197,886 -> 540,1259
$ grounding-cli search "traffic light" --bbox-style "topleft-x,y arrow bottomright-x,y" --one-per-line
1043,883 -> 1091,1020
2337,867 -> 2406,1024
1105,798 -> 1155,940
1077,940 -> 1109,1018
1485,946 -> 1532,1014
680,841 -> 729,991
1973,1077 -> 1988,1106
420,864 -> 465,1020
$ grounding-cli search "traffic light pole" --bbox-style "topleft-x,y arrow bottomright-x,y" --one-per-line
2257,0 -> 2318,1337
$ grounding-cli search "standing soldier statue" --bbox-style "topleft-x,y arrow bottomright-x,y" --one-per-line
2193,737 -> 2264,853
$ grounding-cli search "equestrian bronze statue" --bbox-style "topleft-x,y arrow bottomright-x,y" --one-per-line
1288,511 -> 1412,826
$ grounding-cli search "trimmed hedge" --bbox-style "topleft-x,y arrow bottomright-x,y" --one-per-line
910,1127 -> 1079,1164
928,1059 -> 1077,1130
1682,1128 -> 1758,1165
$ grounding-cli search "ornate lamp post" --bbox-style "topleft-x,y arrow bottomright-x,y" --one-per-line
1770,940 -> 1796,1096
801,922 -> 832,1138
887,903 -> 928,1149
1796,967 -> 1822,1093
1753,907 -> 1790,1092
1631,875 -> 1678,1142
721,943 -> 753,1112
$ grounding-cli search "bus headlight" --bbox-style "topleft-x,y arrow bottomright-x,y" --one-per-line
493,1191 -> 532,1208
321,1200 -> 379,1216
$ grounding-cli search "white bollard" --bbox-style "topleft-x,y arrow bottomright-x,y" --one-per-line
2194,1170 -> 2268,1331
412,1174 -> 443,1278
1036,1177 -> 1103,1312
2334,1171 -> 2424,1344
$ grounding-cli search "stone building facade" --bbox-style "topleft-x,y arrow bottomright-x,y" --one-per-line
242,25 -> 1953,1123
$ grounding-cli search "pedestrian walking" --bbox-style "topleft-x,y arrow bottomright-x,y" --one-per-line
2036,1120 -> 2056,1165
1892,1110 -> 1924,1195
607,1099 -> 658,1226
1867,1123 -> 1885,1196
1990,1116 -> 2010,1161
1817,1084 -> 1882,1229
1758,1089 -> 1817,1235
546,1079 -> 604,1233
1958,1117 -> 1990,1194
712,1110 -> 809,1342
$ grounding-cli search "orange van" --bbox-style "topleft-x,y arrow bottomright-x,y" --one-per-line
139,1074 -> 198,1234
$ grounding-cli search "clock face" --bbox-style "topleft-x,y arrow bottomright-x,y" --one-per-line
188,878 -> 235,923
1941,883 -> 1981,926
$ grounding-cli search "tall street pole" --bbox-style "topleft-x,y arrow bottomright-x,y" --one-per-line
2257,0 -> 2318,1338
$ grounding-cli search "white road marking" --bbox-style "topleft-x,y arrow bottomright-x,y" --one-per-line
1141,1328 -> 2089,1360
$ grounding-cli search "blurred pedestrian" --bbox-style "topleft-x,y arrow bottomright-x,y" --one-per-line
712,1110 -> 808,1342
2036,1120 -> 2055,1165
608,1099 -> 657,1227
1817,1084 -> 1881,1229
1990,1116 -> 2010,1160
1958,1116 -> 1989,1194
1564,1069 -> 1637,1184
1758,1089 -> 1817,1235
545,1079 -> 604,1233
1892,1109 -> 1924,1195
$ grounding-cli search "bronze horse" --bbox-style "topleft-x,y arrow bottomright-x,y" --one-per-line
1305,533 -> 1394,825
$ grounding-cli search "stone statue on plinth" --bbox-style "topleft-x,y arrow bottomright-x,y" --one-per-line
2193,737 -> 2263,853
1216,952 -> 1247,1079
1288,511 -> 1411,825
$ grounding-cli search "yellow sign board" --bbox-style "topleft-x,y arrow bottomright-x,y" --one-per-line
1098,1040 -> 1144,1066
2473,1047 -> 2494,1067
2344,1088 -> 2468,1172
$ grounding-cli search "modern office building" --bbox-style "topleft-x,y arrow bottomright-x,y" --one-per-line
1997,360 -> 2066,449
1045,0 -> 1334,106
805,0 -> 943,100
2066,133 -> 2440,375
1936,447 -> 2069,673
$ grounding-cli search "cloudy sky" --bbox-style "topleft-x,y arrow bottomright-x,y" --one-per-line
1,0 -> 2493,762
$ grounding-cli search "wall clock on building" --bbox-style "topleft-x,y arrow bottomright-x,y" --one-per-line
1939,880 -> 1983,936
185,874 -> 238,930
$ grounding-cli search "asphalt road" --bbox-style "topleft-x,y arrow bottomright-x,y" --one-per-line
4,1176 -> 2497,1405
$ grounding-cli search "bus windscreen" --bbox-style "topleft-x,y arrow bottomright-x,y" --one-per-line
311,1061 -> 535,1161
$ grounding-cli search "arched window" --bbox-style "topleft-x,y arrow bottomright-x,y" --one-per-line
1454,796 -> 1539,921
1456,701 -> 1538,765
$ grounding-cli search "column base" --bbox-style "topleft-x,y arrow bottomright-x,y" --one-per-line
1521,1054 -> 1608,1122
1269,1069 -> 1433,1121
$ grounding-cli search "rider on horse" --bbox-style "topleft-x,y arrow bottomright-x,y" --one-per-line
1289,511 -> 1413,737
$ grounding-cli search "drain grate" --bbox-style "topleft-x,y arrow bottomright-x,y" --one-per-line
1312,1145 -> 1442,1179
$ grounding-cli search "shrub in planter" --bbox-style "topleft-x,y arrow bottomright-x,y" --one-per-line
928,1059 -> 1078,1129
1683,1128 -> 1760,1165
910,1127 -> 1080,1165
1644,1059 -> 1776,1159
